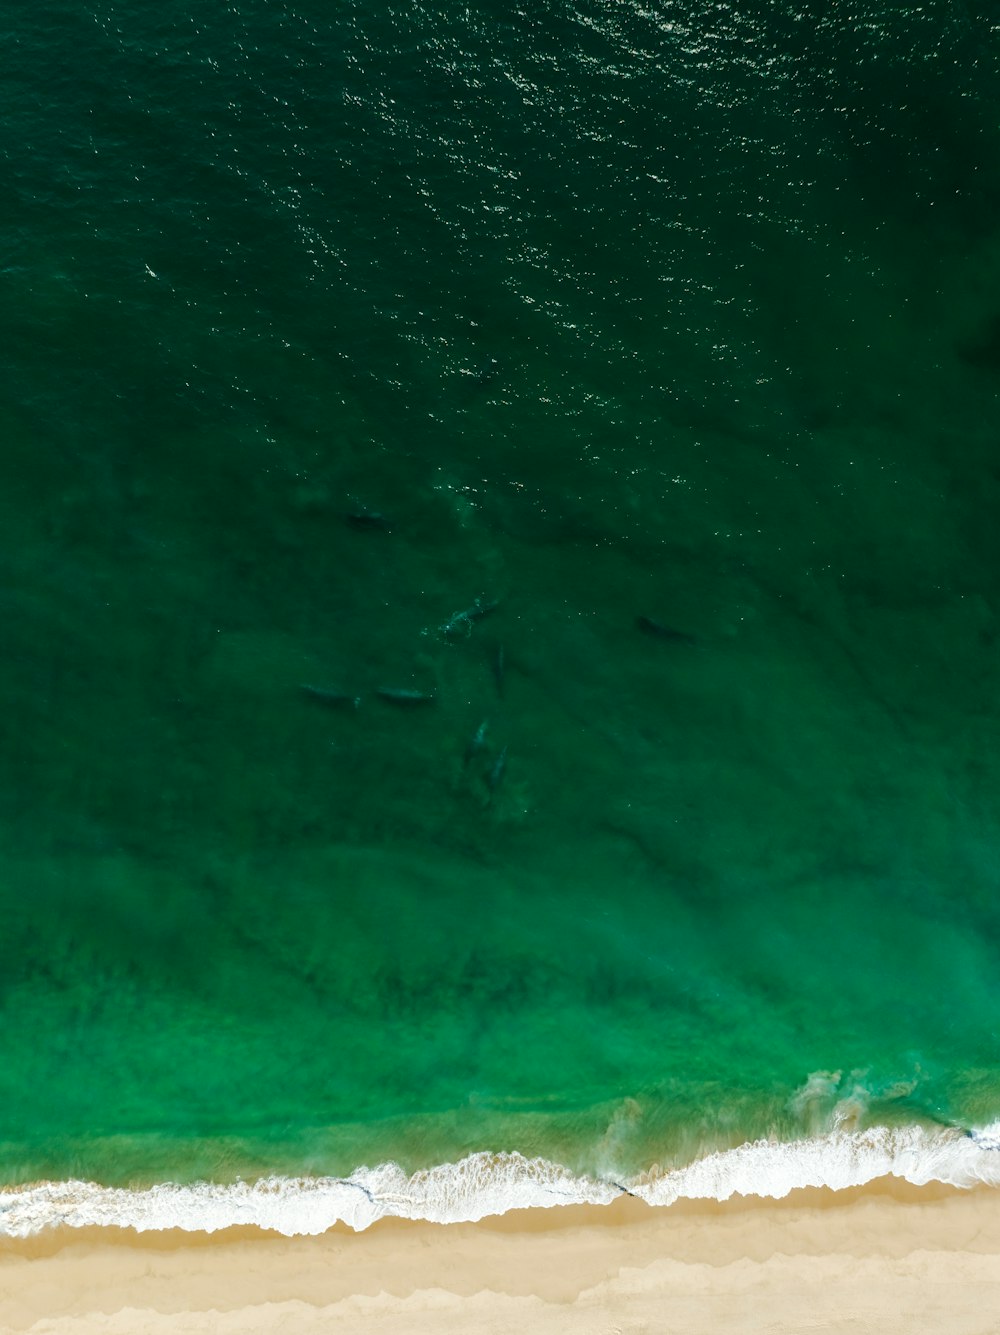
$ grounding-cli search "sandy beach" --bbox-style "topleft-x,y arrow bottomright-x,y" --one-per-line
1,1178 -> 997,1334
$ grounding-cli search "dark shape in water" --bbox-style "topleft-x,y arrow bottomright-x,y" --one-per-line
299,684 -> 361,710
491,642 -> 505,698
465,719 -> 489,766
461,359 -> 501,405
958,314 -> 1000,374
376,687 -> 436,705
636,615 -> 696,646
487,746 -> 508,799
440,596 -> 498,639
346,510 -> 392,531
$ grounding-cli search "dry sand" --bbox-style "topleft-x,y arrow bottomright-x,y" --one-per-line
1,1178 -> 998,1334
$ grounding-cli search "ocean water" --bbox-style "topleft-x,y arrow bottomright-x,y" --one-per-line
2,0 -> 1000,1230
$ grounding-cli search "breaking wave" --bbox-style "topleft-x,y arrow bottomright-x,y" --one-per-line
2,1121 -> 1000,1237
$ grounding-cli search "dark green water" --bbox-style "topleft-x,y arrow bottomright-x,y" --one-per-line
2,0 -> 1000,1196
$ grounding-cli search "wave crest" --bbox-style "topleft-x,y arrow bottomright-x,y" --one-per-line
1,1125 -> 999,1237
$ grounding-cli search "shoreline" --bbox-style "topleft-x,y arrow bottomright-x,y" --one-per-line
2,1178 -> 999,1333
3,1120 -> 1000,1237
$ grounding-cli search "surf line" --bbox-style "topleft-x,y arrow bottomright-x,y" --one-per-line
3,1125 -> 1000,1237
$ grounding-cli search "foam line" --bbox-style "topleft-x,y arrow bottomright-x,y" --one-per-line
1,1123 -> 999,1237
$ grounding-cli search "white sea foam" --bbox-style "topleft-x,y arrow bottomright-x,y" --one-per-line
970,1121 -> 1000,1151
2,1122 -> 1000,1237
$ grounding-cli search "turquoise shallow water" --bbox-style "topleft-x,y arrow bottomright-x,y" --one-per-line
1,0 -> 1000,1198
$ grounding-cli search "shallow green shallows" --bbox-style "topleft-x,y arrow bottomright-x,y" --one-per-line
0,0 -> 998,1185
